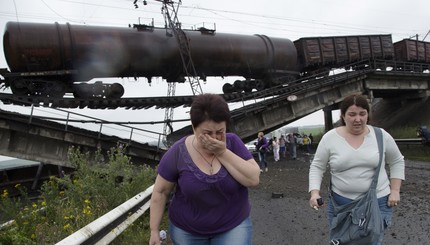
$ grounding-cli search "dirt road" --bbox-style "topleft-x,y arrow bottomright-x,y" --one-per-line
250,153 -> 430,245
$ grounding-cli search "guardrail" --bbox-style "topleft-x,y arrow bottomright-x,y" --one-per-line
1,104 -> 166,147
395,138 -> 424,145
56,185 -> 154,245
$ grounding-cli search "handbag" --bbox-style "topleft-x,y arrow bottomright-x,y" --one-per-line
329,127 -> 385,245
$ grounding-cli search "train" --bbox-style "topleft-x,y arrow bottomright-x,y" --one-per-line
1,21 -> 429,98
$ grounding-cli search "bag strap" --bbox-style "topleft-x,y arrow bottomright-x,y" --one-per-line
370,126 -> 384,189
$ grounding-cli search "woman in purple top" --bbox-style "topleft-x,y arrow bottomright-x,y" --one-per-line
149,94 -> 260,245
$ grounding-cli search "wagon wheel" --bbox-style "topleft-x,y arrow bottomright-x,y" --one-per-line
106,83 -> 125,99
44,82 -> 66,98
10,79 -> 31,96
254,80 -> 266,91
222,83 -> 234,94
72,83 -> 92,98
233,80 -> 245,92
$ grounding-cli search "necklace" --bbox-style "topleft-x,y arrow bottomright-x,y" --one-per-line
192,136 -> 216,174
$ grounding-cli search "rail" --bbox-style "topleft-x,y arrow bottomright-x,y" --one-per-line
56,184 -> 154,245
1,59 -> 429,110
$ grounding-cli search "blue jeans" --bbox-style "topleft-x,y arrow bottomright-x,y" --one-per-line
328,192 -> 393,245
258,151 -> 267,169
289,145 -> 296,159
169,216 -> 253,245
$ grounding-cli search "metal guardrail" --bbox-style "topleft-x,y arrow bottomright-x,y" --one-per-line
395,138 -> 425,145
56,184 -> 154,245
1,104 -> 167,147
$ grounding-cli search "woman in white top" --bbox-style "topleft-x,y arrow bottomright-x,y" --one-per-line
308,94 -> 405,245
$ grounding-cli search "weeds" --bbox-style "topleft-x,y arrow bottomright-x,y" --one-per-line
0,144 -> 158,244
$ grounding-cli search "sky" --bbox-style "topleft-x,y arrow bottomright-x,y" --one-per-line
0,0 -> 429,147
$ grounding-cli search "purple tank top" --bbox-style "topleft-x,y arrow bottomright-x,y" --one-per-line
157,133 -> 253,236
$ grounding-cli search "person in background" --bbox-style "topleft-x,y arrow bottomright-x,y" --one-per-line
287,133 -> 297,160
279,135 -> 286,159
308,94 -> 405,245
256,131 -> 269,172
272,136 -> 280,162
303,134 -> 311,153
149,94 -> 260,245
308,133 -> 314,152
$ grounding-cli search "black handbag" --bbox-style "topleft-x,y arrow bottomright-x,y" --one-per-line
329,127 -> 385,245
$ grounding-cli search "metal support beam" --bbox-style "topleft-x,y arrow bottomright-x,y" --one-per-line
31,162 -> 44,190
323,108 -> 334,132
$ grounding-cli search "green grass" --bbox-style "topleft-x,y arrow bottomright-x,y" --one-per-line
398,145 -> 430,162
1,145 -> 159,244
385,125 -> 430,161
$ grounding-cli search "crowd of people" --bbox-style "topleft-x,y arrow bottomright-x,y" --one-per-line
254,132 -> 314,172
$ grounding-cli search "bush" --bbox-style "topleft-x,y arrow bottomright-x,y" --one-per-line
0,144 -> 157,244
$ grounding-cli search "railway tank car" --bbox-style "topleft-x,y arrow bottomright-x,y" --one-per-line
1,21 -> 298,98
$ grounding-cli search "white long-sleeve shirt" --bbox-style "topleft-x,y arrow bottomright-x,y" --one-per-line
309,125 -> 405,199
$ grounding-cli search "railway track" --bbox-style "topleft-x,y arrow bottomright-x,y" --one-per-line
0,69 -> 370,110
3,59 -> 426,110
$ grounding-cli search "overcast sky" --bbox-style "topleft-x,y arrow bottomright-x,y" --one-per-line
0,0 -> 429,144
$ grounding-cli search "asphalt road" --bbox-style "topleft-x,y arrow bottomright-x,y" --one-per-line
250,153 -> 430,245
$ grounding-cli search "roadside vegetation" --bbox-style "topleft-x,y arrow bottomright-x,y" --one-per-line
390,125 -> 430,162
0,145 -> 163,244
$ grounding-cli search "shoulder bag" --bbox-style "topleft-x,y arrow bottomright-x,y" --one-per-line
329,127 -> 385,245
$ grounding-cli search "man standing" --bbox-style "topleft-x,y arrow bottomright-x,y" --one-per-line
287,133 -> 297,160
256,132 -> 269,172
279,135 -> 286,159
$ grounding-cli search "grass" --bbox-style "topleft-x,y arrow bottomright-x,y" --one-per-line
0,145 -> 161,244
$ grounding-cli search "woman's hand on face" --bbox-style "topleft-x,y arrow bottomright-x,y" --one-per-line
199,133 -> 226,156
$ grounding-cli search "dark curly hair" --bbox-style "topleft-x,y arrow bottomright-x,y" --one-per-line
190,94 -> 231,128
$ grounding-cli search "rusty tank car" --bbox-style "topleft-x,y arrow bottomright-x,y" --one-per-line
1,21 -> 298,97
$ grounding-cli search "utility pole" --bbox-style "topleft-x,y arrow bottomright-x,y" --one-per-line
136,0 -> 204,146
158,0 -> 204,96
422,30 -> 430,41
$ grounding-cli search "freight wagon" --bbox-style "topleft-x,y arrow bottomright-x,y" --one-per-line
394,39 -> 430,63
294,34 -> 394,75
